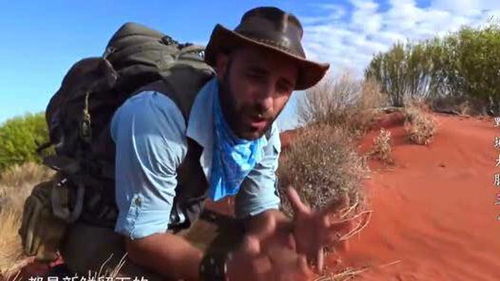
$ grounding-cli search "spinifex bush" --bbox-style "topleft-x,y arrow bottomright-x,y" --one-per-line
278,124 -> 369,217
0,209 -> 24,276
298,73 -> 386,138
0,162 -> 52,277
404,103 -> 437,145
0,112 -> 49,172
370,128 -> 393,164
0,162 -> 53,214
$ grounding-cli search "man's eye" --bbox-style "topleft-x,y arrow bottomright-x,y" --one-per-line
247,72 -> 263,79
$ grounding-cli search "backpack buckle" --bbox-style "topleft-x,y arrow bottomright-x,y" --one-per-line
80,91 -> 92,143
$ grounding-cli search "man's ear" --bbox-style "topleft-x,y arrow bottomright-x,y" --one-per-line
215,52 -> 229,80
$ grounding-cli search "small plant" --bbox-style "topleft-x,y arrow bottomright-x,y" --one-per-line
298,72 -> 386,139
0,162 -> 53,277
278,124 -> 370,221
370,128 -> 393,164
404,103 -> 437,145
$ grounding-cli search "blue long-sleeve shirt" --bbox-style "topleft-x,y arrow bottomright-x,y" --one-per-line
110,78 -> 282,240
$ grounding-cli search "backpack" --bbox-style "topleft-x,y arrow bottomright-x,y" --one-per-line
38,22 -> 215,227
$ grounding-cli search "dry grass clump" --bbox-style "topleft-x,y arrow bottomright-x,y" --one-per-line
0,162 -> 52,188
0,210 -> 24,276
369,128 -> 393,164
278,124 -> 372,278
404,102 -> 437,145
278,124 -> 369,218
0,162 -> 53,213
0,162 -> 53,278
314,266 -> 370,281
298,73 -> 387,138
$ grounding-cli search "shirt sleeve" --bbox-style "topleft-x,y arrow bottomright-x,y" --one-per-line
235,123 -> 282,218
110,91 -> 188,240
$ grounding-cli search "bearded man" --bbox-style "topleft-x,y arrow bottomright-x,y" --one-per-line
62,6 -> 349,281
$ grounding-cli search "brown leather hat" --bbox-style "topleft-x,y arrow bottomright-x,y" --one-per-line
205,6 -> 330,90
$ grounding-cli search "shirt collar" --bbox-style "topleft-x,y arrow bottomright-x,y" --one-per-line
186,78 -> 216,180
186,77 -> 270,179
186,77 -> 216,150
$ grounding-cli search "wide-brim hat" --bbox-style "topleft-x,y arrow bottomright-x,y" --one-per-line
205,7 -> 330,91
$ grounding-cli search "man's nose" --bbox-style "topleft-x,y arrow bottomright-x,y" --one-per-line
255,84 -> 274,114
255,83 -> 274,112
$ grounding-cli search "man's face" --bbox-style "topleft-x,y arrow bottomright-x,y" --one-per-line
216,46 -> 299,140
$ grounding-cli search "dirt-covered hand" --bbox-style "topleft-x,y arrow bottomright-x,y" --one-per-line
226,212 -> 313,281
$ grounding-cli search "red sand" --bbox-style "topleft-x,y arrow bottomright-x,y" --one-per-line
334,113 -> 500,280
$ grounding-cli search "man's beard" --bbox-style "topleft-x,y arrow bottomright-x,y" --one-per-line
218,63 -> 275,140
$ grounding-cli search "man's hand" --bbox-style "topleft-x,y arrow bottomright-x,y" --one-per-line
227,211 -> 313,281
286,186 -> 353,271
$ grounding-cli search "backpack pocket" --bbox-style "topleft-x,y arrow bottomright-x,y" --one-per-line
18,174 -> 83,262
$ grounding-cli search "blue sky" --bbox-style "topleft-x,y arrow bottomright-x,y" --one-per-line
1,0 -> 498,129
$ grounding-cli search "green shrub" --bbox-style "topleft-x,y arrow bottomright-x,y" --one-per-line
0,112 -> 49,171
366,22 -> 500,113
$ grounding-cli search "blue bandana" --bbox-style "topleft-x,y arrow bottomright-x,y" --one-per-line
209,88 -> 265,201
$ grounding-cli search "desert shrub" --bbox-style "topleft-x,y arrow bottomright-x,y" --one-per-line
404,103 -> 437,145
0,162 -> 53,213
0,162 -> 53,188
369,128 -> 393,164
0,209 -> 24,277
366,22 -> 500,113
365,42 -> 425,107
0,112 -> 49,172
0,162 -> 52,277
277,124 -> 369,217
298,72 -> 386,137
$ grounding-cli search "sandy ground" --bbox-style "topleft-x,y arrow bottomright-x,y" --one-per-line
335,113 -> 500,280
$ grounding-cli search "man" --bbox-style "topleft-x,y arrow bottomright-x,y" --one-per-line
62,6 -> 347,281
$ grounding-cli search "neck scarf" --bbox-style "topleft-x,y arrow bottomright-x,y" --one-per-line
209,87 -> 265,201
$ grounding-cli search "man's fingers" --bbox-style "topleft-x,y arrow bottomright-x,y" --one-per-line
316,247 -> 324,272
286,232 -> 296,250
297,255 -> 313,277
286,186 -> 309,214
240,235 -> 263,256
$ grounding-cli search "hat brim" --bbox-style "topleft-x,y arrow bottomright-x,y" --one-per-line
205,24 -> 330,91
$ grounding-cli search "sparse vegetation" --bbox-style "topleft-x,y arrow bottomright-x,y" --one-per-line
370,128 -> 393,164
298,72 -> 387,138
0,209 -> 24,277
404,103 -> 437,145
277,122 -> 373,279
0,162 -> 52,278
366,22 -> 500,114
284,72 -> 376,272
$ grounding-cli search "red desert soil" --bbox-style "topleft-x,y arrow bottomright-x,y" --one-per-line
329,112 -> 500,281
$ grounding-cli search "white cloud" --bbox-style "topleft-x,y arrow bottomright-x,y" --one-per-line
300,0 -> 499,77
432,0 -> 500,12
